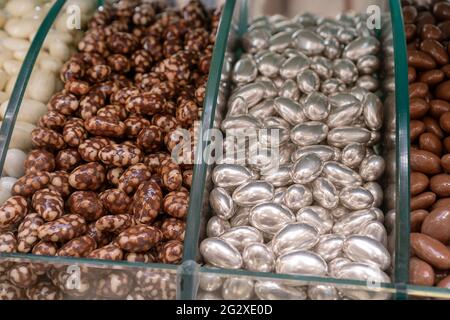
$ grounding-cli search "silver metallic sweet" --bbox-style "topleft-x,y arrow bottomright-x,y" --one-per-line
297,206 -> 333,234
327,126 -> 372,147
229,82 -> 265,108
292,29 -> 325,56
291,122 -> 329,146
257,52 -> 285,78
328,257 -> 352,277
322,161 -> 363,187
363,93 -> 383,130
339,186 -> 374,210
207,216 -> 231,237
271,223 -> 319,256
297,69 -> 321,94
279,54 -> 310,79
364,182 -> 384,208
335,262 -> 391,300
279,79 -> 300,100
311,56 -> 334,79
314,234 -> 345,262
342,36 -> 380,61
357,221 -> 388,247
274,97 -> 307,125
303,92 -> 331,121
332,209 -> 377,235
221,115 -> 262,131
242,28 -> 271,53
312,177 -> 339,209
232,181 -> 274,207
269,31 -> 293,52
292,145 -> 340,163
261,164 -> 292,187
200,238 -> 243,269
249,202 -> 295,235
243,243 -> 275,272
283,184 -> 313,210
232,56 -> 258,84
307,285 -> 340,300
212,164 -> 254,188
327,102 -> 362,129
290,154 -> 323,184
199,268 -> 224,292
209,187 -> 235,220
341,143 -> 366,169
222,278 -> 254,300
249,99 -> 276,119
359,155 -> 386,181
276,250 -> 328,276
343,235 -> 391,270
220,226 -> 263,252
254,281 -> 307,300
230,207 -> 250,227
333,59 -> 358,84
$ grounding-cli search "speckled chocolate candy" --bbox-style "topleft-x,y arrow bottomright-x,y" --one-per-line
95,214 -> 133,234
135,270 -> 176,300
8,264 -> 38,289
0,232 -> 17,253
0,280 -> 23,300
38,214 -> 87,243
68,191 -> 105,221
124,115 -> 151,138
57,235 -> 97,257
12,172 -> 50,198
24,149 -> 55,174
0,196 -> 28,229
78,137 -> 111,162
99,188 -> 131,215
86,64 -> 112,83
88,243 -> 123,261
49,93 -> 79,115
26,281 -> 63,300
125,92 -> 165,115
144,152 -> 171,174
107,167 -> 125,186
65,79 -> 90,96
163,191 -> 189,219
176,99 -> 199,128
87,222 -> 111,247
132,181 -> 163,224
151,114 -> 179,133
84,116 -> 126,138
17,213 -> 44,253
125,252 -> 155,263
97,104 -> 128,120
32,241 -> 58,256
116,225 -> 163,253
96,271 -> 133,299
111,87 -> 140,106
69,162 -> 106,191
98,143 -> 143,167
38,111 -> 66,131
136,126 -> 163,152
32,188 -> 64,222
48,171 -> 71,198
118,163 -> 151,194
157,240 -> 183,264
55,148 -> 82,171
161,217 -> 185,241
63,118 -> 88,147
31,128 -> 66,150
160,159 -> 182,191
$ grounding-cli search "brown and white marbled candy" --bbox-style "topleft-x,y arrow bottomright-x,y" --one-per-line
163,191 -> 189,219
116,225 -> 163,253
31,128 -> 66,150
118,163 -> 151,194
69,162 -> 106,191
63,118 -> 88,147
107,167 -> 125,186
132,181 -> 163,224
26,281 -> 63,300
8,264 -> 38,289
96,271 -> 133,299
57,235 -> 97,257
161,218 -> 186,241
68,191 -> 105,221
84,116 -> 126,138
0,232 -> 17,253
98,143 -> 143,167
48,171 -> 71,198
88,243 -> 124,261
136,126 -> 163,152
32,188 -> 64,222
78,137 -> 111,162
0,196 -> 28,229
125,252 -> 155,263
99,188 -> 131,215
160,158 -> 182,191
55,148 -> 82,171
95,214 -> 133,234
12,172 -> 50,197
38,214 -> 87,243
157,240 -> 183,264
24,149 -> 55,174
17,213 -> 44,253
